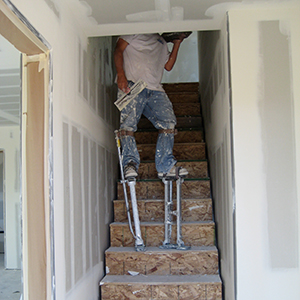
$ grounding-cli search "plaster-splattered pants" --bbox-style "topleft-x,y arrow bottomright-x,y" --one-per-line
119,85 -> 177,174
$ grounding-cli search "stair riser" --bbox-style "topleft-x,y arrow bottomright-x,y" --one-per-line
117,180 -> 211,200
138,116 -> 203,129
168,93 -> 199,103
137,161 -> 208,180
137,143 -> 206,161
163,82 -> 199,93
110,223 -> 215,248
114,199 -> 213,223
173,103 -> 200,116
135,130 -> 204,144
101,282 -> 222,300
106,250 -> 219,276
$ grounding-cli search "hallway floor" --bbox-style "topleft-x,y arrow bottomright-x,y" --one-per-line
0,254 -> 22,300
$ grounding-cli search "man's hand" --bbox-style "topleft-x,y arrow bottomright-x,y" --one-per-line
171,33 -> 185,45
117,74 -> 130,94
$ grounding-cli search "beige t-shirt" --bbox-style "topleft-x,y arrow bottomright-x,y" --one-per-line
119,34 -> 169,92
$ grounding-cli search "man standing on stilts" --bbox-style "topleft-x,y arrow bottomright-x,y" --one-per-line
114,33 -> 188,179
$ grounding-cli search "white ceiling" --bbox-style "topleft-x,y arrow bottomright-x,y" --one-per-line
65,0 -> 294,36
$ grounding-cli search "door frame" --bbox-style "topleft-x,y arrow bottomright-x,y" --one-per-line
0,1 -> 54,299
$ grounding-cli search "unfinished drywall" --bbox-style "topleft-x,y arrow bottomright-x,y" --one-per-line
62,35 -> 118,299
198,23 -> 235,300
0,126 -> 21,269
63,121 -> 118,296
228,3 -> 300,300
0,152 -> 3,230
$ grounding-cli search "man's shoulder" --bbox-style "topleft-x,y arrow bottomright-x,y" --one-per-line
119,34 -> 136,44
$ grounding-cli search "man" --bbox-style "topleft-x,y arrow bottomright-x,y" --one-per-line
115,33 -> 188,179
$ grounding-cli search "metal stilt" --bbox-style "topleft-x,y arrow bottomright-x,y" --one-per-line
115,130 -> 145,252
161,179 -> 174,249
127,178 -> 144,250
160,168 -> 191,250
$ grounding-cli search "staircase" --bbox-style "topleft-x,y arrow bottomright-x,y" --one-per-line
100,83 -> 222,300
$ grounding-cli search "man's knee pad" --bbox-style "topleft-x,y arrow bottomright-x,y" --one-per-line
117,129 -> 134,138
158,129 -> 178,135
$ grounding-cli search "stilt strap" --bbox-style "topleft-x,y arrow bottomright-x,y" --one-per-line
116,129 -> 134,137
158,129 -> 178,135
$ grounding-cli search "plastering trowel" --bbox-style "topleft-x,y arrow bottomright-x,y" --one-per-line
114,79 -> 147,111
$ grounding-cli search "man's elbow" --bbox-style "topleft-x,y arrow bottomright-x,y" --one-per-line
164,65 -> 172,72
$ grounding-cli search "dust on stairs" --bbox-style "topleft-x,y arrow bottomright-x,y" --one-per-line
100,83 -> 222,300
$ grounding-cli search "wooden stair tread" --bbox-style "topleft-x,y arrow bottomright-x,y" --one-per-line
163,82 -> 199,93
113,197 -> 212,203
135,130 -> 204,144
100,275 -> 222,300
113,198 -> 213,222
137,143 -> 206,160
105,246 -> 219,276
106,245 -> 217,252
137,116 -> 203,130
100,274 -> 221,285
137,161 -> 208,180
110,221 -> 215,247
111,220 -> 214,226
167,93 -> 199,103
119,178 -> 210,182
117,179 -> 211,200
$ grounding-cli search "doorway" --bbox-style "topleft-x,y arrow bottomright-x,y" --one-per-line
0,30 -> 22,298
0,1 -> 53,299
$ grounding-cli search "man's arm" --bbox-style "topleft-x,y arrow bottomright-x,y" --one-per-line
114,38 -> 130,93
164,34 -> 185,71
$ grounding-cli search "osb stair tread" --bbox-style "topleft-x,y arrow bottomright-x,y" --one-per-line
110,221 -> 215,247
137,161 -> 208,180
172,103 -> 200,116
163,82 -> 199,93
135,130 -> 204,144
137,143 -> 206,160
113,198 -> 212,203
111,220 -> 214,226
138,115 -> 203,129
100,275 -> 222,299
106,245 -> 218,253
117,180 -> 211,200
113,198 -> 213,222
119,178 -> 210,182
167,93 -> 199,103
100,274 -> 221,285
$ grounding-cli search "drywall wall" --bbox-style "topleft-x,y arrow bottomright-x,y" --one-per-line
0,152 -> 3,229
198,22 -> 235,300
228,3 -> 300,300
5,0 -> 118,299
62,36 -> 119,299
0,126 -> 21,269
